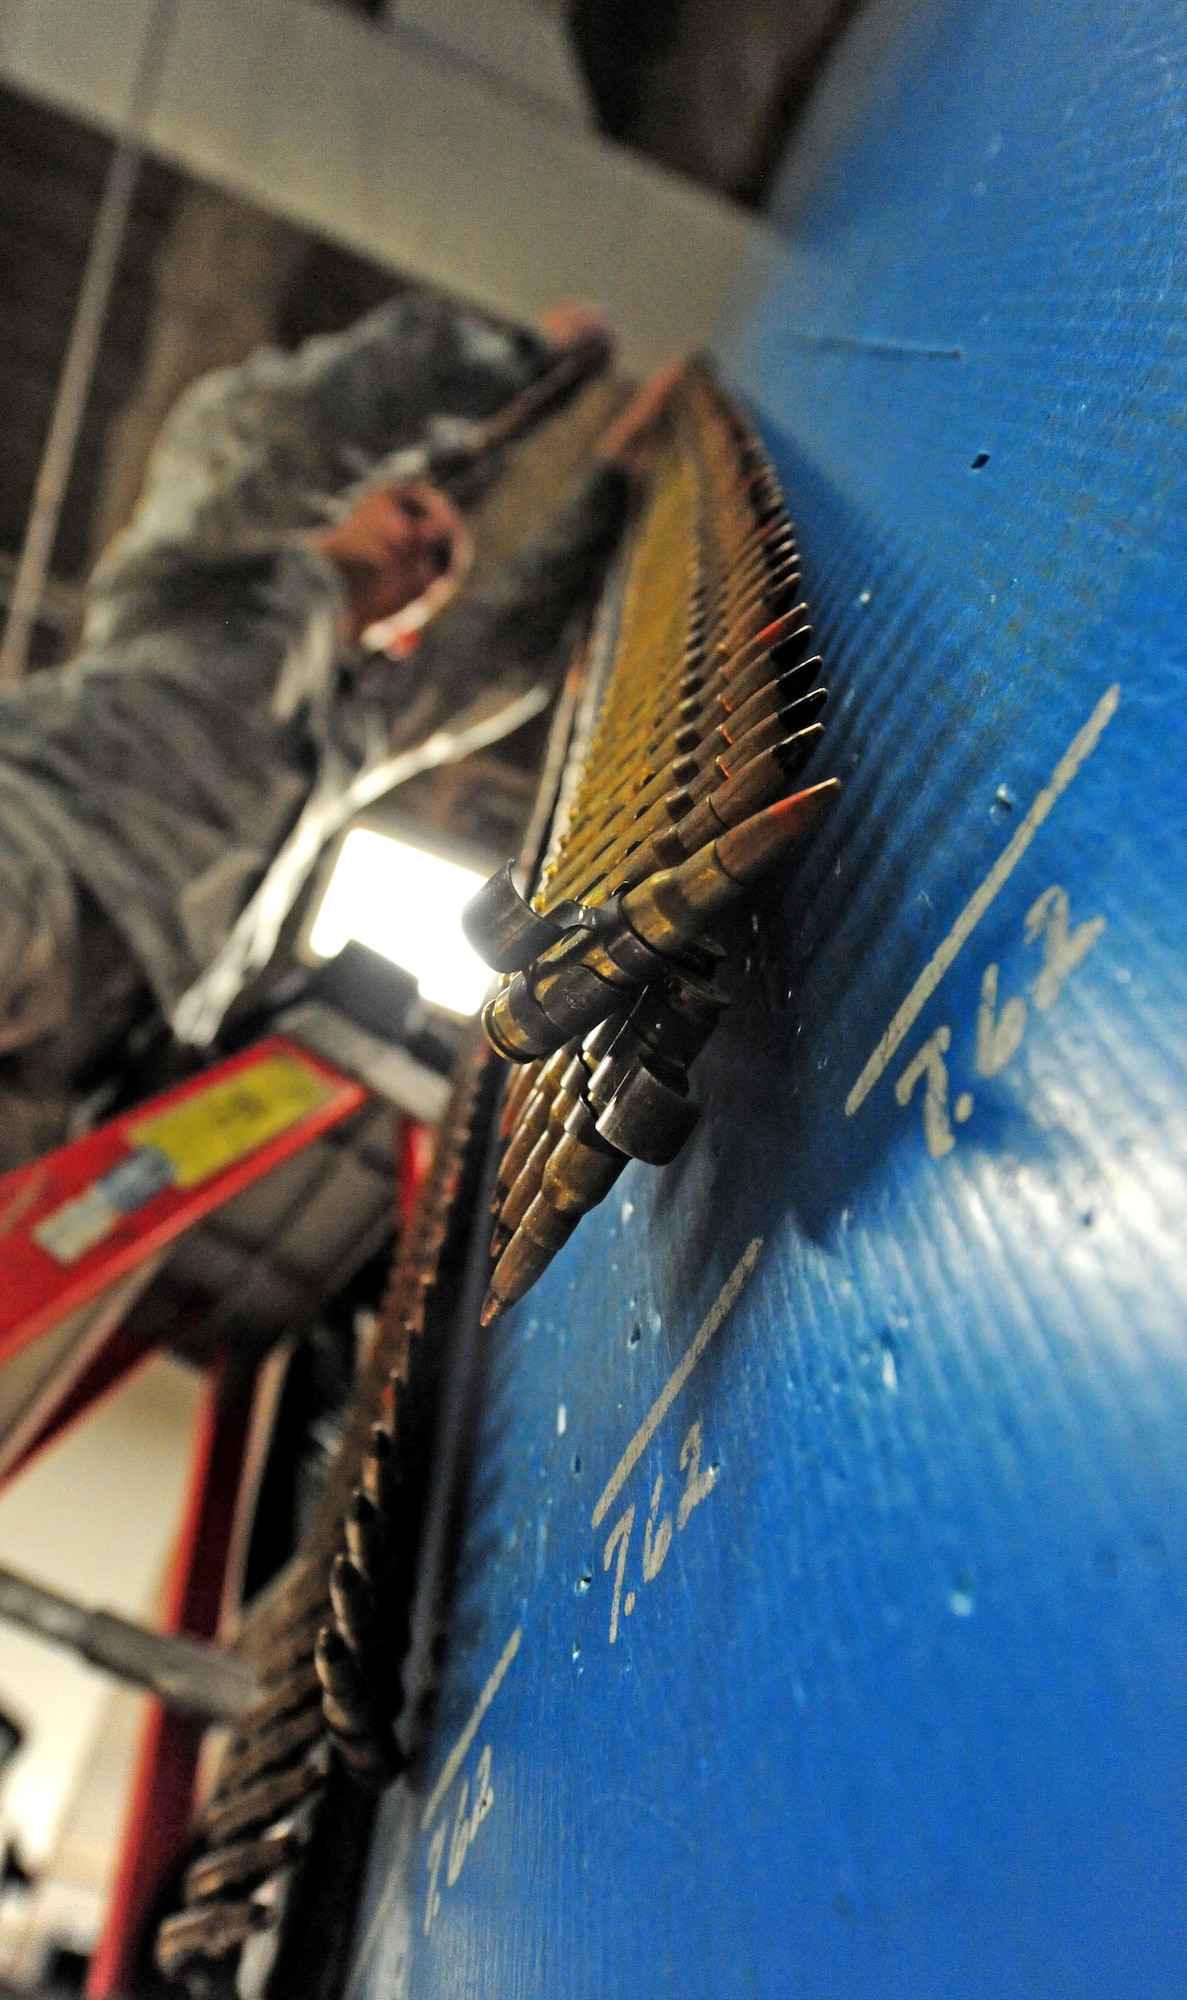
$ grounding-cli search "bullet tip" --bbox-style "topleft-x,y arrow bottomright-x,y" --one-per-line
479,1290 -> 502,1327
773,775 -> 841,825
716,777 -> 841,884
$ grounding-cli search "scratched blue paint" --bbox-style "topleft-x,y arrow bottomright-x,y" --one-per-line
346,1 -> 1187,1993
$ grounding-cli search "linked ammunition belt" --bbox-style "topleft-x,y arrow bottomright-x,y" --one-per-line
156,1037 -> 493,1995
465,359 -> 837,1319
154,359 -> 835,1996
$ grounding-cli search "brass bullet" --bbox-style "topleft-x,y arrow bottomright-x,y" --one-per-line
718,561 -> 802,635
482,1197 -> 578,1322
344,1491 -> 387,1589
335,1730 -> 401,1791
157,1901 -> 270,1977
541,1110 -> 627,1216
615,723 -> 826,883
619,779 -> 841,958
716,605 -> 808,679
183,1826 -> 302,1905
488,778 -> 836,1065
716,704 -> 800,776
329,1555 -> 374,1657
719,630 -> 813,712
314,1623 -> 368,1717
604,624 -> 811,786
546,658 -> 818,903
498,1129 -> 553,1238
492,1052 -> 585,1240
493,1072 -> 555,1199
500,1056 -> 541,1138
719,667 -> 827,750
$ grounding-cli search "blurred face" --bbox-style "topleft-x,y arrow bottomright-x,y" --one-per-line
314,481 -> 466,650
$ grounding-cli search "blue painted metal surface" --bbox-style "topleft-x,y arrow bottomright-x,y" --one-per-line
346,1 -> 1187,1993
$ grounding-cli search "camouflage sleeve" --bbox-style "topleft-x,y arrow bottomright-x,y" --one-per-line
414,462 -> 633,711
0,800 -> 79,1059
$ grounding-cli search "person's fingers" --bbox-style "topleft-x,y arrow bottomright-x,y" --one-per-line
309,479 -> 469,647
538,299 -> 614,354
594,358 -> 689,465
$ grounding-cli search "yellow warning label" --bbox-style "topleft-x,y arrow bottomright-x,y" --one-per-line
129,1055 -> 334,1189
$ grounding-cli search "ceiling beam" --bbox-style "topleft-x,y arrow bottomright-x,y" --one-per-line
0,0 -> 777,372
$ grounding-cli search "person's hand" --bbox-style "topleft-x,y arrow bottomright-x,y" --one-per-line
310,480 -> 470,652
537,299 -> 614,362
594,358 -> 688,474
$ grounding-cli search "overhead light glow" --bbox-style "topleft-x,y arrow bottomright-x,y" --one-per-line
309,827 -> 493,1015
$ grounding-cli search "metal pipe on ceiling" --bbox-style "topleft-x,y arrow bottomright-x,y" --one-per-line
0,0 -> 178,684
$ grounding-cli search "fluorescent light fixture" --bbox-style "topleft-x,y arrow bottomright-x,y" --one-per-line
309,827 -> 493,1015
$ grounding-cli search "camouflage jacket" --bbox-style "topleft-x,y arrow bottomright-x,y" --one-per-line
0,296 -> 626,1060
